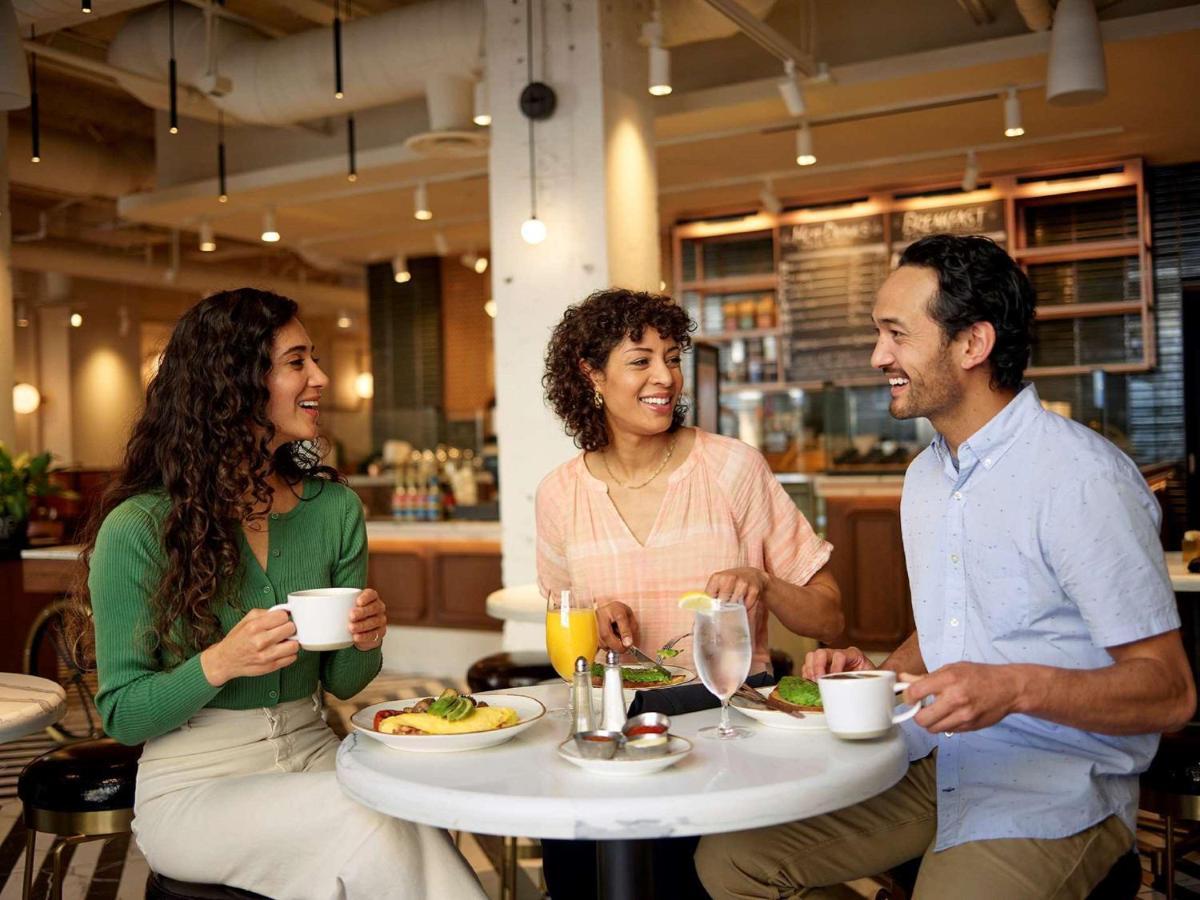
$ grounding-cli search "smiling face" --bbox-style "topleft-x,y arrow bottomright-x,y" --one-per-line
870,265 -> 965,422
264,318 -> 329,450
587,330 -> 684,439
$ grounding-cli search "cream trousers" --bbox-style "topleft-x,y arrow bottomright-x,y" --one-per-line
132,695 -> 485,900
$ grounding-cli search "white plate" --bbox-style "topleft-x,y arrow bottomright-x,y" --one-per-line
556,735 -> 692,776
730,686 -> 827,731
351,694 -> 546,753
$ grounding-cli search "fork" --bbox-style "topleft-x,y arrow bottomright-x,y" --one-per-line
656,632 -> 691,660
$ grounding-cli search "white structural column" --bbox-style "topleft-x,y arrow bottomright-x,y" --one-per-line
0,114 -> 16,447
486,0 -> 661,590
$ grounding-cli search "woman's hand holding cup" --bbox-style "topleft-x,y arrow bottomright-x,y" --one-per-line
200,608 -> 299,688
349,589 -> 387,651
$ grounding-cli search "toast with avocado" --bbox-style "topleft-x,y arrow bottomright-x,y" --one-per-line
768,676 -> 824,712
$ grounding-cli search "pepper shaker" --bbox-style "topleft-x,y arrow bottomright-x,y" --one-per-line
571,656 -> 595,736
600,649 -> 627,732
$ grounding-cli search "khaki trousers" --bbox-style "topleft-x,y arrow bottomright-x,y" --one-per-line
133,695 -> 485,900
695,755 -> 1133,900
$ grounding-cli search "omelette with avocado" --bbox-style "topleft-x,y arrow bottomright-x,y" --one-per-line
373,689 -> 520,736
768,676 -> 824,712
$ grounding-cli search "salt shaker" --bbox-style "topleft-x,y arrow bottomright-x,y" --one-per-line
600,650 -> 627,732
571,656 -> 595,735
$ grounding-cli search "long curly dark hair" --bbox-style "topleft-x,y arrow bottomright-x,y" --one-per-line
543,288 -> 694,452
69,288 -> 342,665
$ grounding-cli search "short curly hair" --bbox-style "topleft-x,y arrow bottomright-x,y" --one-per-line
898,234 -> 1035,391
543,288 -> 695,452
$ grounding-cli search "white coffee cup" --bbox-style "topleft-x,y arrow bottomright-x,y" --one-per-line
269,587 -> 360,651
817,670 -> 921,740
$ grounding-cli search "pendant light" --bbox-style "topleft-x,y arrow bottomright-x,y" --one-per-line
795,122 -> 816,166
168,0 -> 178,134
413,181 -> 432,220
261,207 -> 280,243
198,219 -> 216,252
333,0 -> 345,100
28,28 -> 39,162
81,2 -> 92,13
346,115 -> 357,182
473,73 -> 490,126
1003,87 -> 1024,138
518,0 -> 554,245
217,110 -> 228,202
392,254 -> 411,283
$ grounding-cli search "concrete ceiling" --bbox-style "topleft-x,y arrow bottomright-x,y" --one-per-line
7,0 -> 1200,311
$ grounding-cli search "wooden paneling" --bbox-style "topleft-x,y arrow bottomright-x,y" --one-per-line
369,552 -> 427,624
432,553 -> 503,630
824,495 -> 912,652
369,541 -> 502,632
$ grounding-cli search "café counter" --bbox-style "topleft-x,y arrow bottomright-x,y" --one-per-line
18,520 -> 504,635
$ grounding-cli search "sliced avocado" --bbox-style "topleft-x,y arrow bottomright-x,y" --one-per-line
428,689 -> 460,717
446,697 -> 475,721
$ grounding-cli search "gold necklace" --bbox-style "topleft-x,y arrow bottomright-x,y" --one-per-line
602,436 -> 677,489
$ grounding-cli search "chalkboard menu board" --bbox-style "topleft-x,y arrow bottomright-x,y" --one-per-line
890,200 -> 1006,253
779,214 -> 889,383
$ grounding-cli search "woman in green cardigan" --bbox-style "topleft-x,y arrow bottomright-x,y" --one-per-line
73,289 -> 483,899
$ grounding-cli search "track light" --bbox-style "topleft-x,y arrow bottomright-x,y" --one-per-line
1004,87 -> 1024,138
777,59 -> 806,117
646,19 -> 671,97
759,179 -> 782,215
460,251 -> 488,274
521,217 -> 547,245
795,123 -> 816,166
199,219 -> 216,252
1047,0 -> 1108,105
392,255 -> 411,283
961,150 -> 979,193
261,208 -> 280,243
473,76 -> 490,126
413,181 -> 432,221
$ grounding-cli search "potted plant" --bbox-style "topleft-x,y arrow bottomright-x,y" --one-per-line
0,443 -> 67,558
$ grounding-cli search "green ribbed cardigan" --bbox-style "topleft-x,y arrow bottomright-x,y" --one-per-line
90,478 -> 382,745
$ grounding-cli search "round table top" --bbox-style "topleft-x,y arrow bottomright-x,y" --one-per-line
0,673 -> 66,743
485,584 -> 544,624
337,683 -> 909,840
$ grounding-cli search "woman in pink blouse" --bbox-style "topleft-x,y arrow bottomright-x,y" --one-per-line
537,287 -> 843,677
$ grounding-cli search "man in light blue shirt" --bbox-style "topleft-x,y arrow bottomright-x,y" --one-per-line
697,235 -> 1195,898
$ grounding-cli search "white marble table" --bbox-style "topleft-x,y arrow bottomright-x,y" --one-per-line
337,682 -> 909,897
0,673 -> 66,742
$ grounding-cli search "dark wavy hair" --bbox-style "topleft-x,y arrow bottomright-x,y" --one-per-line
899,234 -> 1035,391
543,288 -> 694,452
69,288 -> 342,665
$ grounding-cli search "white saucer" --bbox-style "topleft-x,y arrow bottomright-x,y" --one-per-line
556,735 -> 692,776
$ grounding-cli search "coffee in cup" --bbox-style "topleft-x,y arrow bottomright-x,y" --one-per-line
817,669 -> 920,739
269,587 -> 360,651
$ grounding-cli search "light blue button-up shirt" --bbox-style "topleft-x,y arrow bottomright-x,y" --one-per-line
900,384 -> 1180,851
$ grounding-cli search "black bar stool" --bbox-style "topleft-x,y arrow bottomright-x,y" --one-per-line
144,873 -> 269,899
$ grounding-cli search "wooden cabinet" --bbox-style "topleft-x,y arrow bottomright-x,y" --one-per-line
368,537 -> 501,632
823,493 -> 912,652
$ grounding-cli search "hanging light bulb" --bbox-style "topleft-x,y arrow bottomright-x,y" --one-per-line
777,59 -> 806,117
1003,87 -> 1024,137
392,254 -> 411,283
70,313 -> 83,328
13,383 -> 41,415
198,219 -> 216,252
961,149 -> 979,193
473,76 -> 491,126
336,312 -> 352,329
1046,0 -> 1108,106
261,208 -> 280,243
521,217 -> 547,245
413,181 -> 432,221
795,123 -> 816,166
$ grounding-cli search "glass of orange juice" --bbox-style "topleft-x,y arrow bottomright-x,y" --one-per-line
545,589 -> 599,719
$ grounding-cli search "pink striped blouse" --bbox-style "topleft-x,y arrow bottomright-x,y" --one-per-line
535,429 -> 832,675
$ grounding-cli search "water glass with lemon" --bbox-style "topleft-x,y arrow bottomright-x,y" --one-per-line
680,590 -> 753,740
545,589 -> 599,719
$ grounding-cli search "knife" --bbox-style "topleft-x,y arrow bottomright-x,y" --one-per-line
626,644 -> 673,679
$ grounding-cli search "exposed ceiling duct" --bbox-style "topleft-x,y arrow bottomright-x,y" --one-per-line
8,124 -> 154,197
106,0 -> 487,156
13,0 -> 158,33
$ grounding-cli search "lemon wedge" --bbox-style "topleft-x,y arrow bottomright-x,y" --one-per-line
678,591 -> 718,612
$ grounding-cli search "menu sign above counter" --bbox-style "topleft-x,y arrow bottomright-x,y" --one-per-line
890,200 -> 1005,244
788,215 -> 885,251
